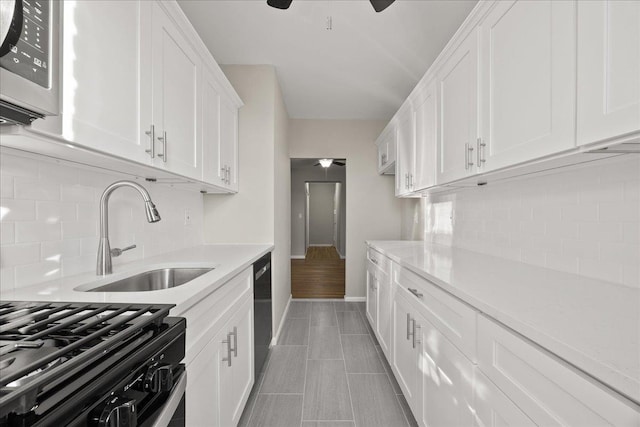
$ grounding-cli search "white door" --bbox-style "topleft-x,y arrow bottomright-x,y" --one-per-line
480,0 -> 576,172
577,0 -> 640,146
366,264 -> 378,329
220,97 -> 239,192
151,2 -> 201,179
333,183 -> 341,250
413,80 -> 438,190
437,28 -> 479,184
202,66 -> 222,185
392,291 -> 421,416
473,371 -> 536,427
421,319 -> 475,427
395,107 -> 415,196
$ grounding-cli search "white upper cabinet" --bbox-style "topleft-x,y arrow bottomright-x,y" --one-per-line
32,1 -> 152,164
376,124 -> 396,175
479,0 -> 576,171
436,28 -> 480,184
395,106 -> 416,196
576,0 -> 640,146
219,98 -> 239,192
149,2 -> 201,180
202,66 -> 222,185
413,80 -> 437,190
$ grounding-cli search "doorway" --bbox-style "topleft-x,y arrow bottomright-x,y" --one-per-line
291,158 -> 346,298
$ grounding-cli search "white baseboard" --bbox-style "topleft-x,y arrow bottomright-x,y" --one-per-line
308,244 -> 333,247
271,295 -> 292,346
340,255 -> 346,260
291,298 -> 344,301
344,296 -> 366,302
290,255 -> 305,259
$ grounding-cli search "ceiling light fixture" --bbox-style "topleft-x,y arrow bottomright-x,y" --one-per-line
319,158 -> 333,168
266,0 -> 395,13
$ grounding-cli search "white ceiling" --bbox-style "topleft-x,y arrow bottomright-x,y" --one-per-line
178,0 -> 477,120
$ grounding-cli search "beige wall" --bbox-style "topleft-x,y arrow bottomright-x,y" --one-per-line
289,120 -> 403,298
204,65 -> 291,336
272,71 -> 291,338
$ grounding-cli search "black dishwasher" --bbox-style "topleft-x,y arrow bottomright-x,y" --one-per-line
253,253 -> 272,374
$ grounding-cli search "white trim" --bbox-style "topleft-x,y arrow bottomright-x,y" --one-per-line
290,255 -> 306,260
271,294 -> 292,346
340,255 -> 346,260
344,296 -> 366,302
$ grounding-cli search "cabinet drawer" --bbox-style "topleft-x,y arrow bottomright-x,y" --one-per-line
477,315 -> 640,426
182,267 -> 253,364
367,247 -> 391,274
394,266 -> 477,361
474,370 -> 536,427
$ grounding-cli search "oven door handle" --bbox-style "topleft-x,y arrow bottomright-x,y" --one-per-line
151,370 -> 187,427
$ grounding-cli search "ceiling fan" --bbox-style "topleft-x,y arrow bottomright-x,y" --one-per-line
314,158 -> 346,168
267,0 -> 395,13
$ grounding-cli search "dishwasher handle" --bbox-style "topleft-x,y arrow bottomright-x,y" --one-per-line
255,262 -> 271,281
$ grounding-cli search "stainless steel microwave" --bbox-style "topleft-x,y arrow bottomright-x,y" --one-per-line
0,0 -> 59,125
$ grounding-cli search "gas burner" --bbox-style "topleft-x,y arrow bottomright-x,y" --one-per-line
5,357 -> 67,388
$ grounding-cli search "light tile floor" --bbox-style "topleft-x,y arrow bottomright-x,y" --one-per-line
239,301 -> 418,427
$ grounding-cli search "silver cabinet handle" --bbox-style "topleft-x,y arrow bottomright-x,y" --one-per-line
408,288 -> 423,299
231,326 -> 238,357
410,174 -> 414,188
221,166 -> 226,182
226,166 -> 231,185
145,125 -> 155,158
413,323 -> 421,349
381,153 -> 387,166
467,143 -> 474,169
405,173 -> 409,189
222,332 -> 232,366
409,316 -> 415,344
406,313 -> 412,340
157,132 -> 167,163
477,137 -> 486,167
370,257 -> 378,265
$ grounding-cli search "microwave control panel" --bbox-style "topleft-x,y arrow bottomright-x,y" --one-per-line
0,0 -> 50,89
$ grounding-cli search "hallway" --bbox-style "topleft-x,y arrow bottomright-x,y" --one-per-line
291,247 -> 345,298
239,300 -> 418,427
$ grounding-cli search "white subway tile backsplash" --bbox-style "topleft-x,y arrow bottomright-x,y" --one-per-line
0,151 -> 204,291
14,177 -> 60,201
1,243 -> 40,267
1,222 -> 14,245
407,156 -> 640,287
61,184 -> 95,202
36,201 -> 77,223
1,175 -> 13,198
15,222 -> 62,243
0,199 -> 36,221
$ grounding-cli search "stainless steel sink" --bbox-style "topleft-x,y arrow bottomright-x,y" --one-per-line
87,268 -> 214,292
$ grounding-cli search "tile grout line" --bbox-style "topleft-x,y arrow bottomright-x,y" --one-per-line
337,303 -> 357,427
300,303 -> 311,427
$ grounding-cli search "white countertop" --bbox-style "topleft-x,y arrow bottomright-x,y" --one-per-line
366,240 -> 640,404
2,244 -> 273,316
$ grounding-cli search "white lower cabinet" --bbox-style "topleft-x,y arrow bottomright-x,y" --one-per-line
392,289 -> 423,416
366,262 -> 378,330
376,266 -> 392,358
473,371 -> 536,427
420,317 -> 475,427
368,251 -> 640,427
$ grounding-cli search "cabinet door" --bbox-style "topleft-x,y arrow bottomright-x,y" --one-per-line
420,318 -> 475,427
221,296 -> 255,427
151,2 -> 202,179
187,325 -> 226,426
577,0 -> 640,146
220,97 -> 239,192
392,291 -> 421,416
395,107 -> 415,196
413,80 -> 437,190
437,28 -> 479,184
32,1 -> 152,163
480,0 -> 576,171
474,371 -> 536,427
202,66 -> 222,185
366,263 -> 378,330
376,269 -> 392,358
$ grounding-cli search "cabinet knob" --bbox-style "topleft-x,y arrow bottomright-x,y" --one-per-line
142,362 -> 174,392
90,396 -> 137,427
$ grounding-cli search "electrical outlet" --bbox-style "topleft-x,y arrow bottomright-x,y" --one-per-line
184,209 -> 192,226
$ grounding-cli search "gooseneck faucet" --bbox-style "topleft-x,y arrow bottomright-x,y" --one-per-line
97,180 -> 161,275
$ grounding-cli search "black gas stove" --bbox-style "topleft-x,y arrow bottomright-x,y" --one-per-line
0,301 -> 186,427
